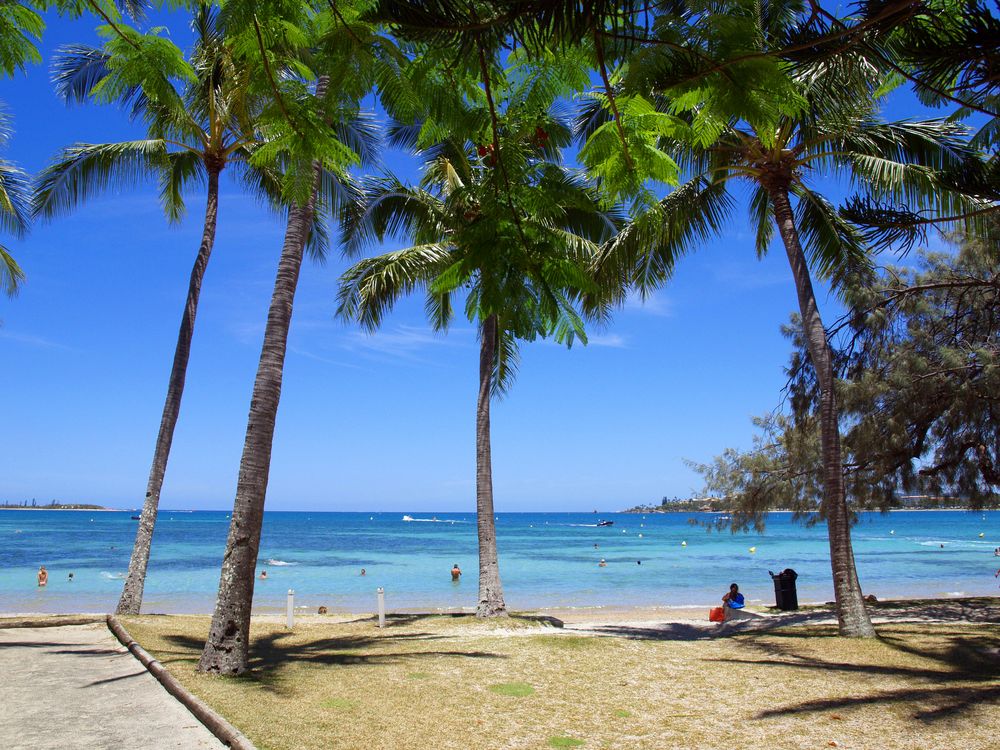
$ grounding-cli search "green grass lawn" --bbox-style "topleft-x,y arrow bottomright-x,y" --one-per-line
120,610 -> 1000,750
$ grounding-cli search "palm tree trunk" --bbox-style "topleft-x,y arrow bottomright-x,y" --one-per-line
197,82 -> 328,675
475,314 -> 507,617
767,185 -> 876,638
117,166 -> 222,616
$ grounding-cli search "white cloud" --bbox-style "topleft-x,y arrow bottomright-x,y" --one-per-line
585,333 -> 627,348
623,290 -> 673,317
335,324 -> 473,365
0,328 -> 75,351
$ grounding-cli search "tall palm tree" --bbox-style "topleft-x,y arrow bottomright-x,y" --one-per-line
196,0 -> 391,674
32,4 -> 332,615
591,1 -> 989,636
337,101 -> 621,616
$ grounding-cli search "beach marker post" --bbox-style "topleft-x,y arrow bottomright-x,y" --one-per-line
286,589 -> 295,629
376,587 -> 386,628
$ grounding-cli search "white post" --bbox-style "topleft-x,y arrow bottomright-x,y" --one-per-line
286,589 -> 295,629
376,587 -> 385,628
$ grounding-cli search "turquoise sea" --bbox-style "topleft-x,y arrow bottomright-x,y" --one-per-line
1,510 -> 997,615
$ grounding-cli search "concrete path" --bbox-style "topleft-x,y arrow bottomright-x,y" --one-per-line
0,623 -> 225,750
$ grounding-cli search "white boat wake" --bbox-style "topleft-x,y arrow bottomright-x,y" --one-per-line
402,515 -> 469,524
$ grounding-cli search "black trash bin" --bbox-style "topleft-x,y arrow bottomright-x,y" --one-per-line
769,568 -> 799,611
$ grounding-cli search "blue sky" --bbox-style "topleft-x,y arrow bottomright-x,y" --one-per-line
0,9 -> 949,512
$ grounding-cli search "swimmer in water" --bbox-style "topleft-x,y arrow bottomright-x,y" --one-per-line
451,564 -> 461,581
259,570 -> 268,580
360,568 -> 366,576
598,558 -> 607,567
37,566 -> 48,587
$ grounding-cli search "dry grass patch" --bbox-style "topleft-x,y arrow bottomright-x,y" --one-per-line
120,613 -> 1000,750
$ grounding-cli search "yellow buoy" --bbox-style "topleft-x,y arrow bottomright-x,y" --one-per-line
749,546 -> 757,553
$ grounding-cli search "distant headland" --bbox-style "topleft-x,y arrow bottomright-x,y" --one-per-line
0,500 -> 117,511
623,495 -> 985,513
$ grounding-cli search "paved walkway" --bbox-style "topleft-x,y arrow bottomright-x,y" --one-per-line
0,623 -> 224,750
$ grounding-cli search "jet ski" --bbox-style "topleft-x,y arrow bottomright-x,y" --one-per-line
596,520 -> 614,527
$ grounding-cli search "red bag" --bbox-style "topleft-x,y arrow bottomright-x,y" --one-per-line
709,607 -> 725,623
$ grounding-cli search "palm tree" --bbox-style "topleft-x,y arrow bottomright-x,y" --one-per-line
337,101 -> 621,616
196,0 -> 391,674
33,4 -> 297,615
591,2 -> 988,636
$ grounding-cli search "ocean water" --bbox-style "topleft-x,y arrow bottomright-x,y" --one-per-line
0,510 -> 997,615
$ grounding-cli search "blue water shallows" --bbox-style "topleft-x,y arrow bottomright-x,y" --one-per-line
0,510 -> 997,614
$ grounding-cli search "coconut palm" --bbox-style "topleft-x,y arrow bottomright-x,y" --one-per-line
33,4 -> 374,615
337,94 -> 621,616
196,0 -> 393,674
32,5 -> 262,616
588,1 -> 990,636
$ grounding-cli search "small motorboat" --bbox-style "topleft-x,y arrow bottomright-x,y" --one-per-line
597,520 -> 614,527
130,515 -> 141,520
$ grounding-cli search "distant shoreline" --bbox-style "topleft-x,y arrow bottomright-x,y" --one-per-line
0,506 -> 123,512
623,507 -> 987,513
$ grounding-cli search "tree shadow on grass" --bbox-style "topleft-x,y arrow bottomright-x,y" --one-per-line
155,630 -> 505,694
341,612 -> 564,628
568,597 -> 1000,642
707,626 -> 1000,723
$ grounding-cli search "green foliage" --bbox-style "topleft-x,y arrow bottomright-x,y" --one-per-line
0,2 -> 43,77
321,697 -> 357,710
693,235 -> 1000,520
338,52 -> 623,396
489,682 -> 535,697
547,737 -> 584,748
0,108 -> 30,295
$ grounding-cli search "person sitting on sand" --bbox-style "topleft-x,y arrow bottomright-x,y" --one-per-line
259,570 -> 268,580
37,566 -> 48,587
722,583 -> 749,621
451,564 -> 461,581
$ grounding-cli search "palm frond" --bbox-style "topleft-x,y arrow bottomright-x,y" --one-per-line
337,243 -> 453,331
341,176 -> 445,257
0,243 -> 25,296
792,183 -> 871,286
159,149 -> 203,224
491,324 -> 520,398
596,176 -> 733,299
33,140 -> 168,220
0,158 -> 32,238
748,183 -> 774,257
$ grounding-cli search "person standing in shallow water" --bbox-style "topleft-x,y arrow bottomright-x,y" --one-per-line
37,566 -> 48,587
451,564 -> 461,581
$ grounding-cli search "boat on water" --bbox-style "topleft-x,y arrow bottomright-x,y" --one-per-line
130,516 -> 140,520
597,520 -> 614,527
